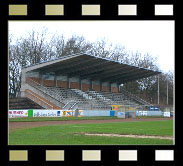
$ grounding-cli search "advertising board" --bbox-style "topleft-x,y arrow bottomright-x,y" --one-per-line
32,110 -> 83,117
74,110 -> 83,117
9,110 -> 28,118
163,112 -> 171,117
9,109 -> 84,118
112,105 -> 123,110
33,110 -> 60,117
137,111 -> 148,116
117,112 -> 125,118
149,106 -> 159,111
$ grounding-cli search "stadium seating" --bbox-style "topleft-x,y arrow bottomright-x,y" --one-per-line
26,78 -> 151,110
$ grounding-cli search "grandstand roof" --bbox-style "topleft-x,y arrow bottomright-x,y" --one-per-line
23,53 -> 161,84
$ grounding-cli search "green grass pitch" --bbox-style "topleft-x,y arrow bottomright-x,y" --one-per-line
9,119 -> 173,145
9,116 -> 118,122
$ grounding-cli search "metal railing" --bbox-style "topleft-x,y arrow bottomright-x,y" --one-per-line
26,78 -> 66,105
69,102 -> 78,110
26,78 -> 83,109
26,77 -> 48,94
25,89 -> 54,109
120,88 -> 152,106
26,78 -> 152,110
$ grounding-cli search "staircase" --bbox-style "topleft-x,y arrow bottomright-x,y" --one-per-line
120,89 -> 152,106
71,89 -> 93,100
9,97 -> 43,110
25,89 -> 61,109
86,90 -> 111,103
25,78 -> 65,109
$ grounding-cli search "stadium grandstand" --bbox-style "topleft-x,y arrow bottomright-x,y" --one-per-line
17,53 -> 160,110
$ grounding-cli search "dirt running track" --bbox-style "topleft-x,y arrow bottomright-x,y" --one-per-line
9,118 -> 172,133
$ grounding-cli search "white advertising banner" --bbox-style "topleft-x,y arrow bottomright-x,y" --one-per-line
142,111 -> 148,116
33,110 -> 84,117
33,110 -> 62,117
163,112 -> 170,117
9,110 -> 28,118
137,111 -> 148,116
9,109 -> 84,118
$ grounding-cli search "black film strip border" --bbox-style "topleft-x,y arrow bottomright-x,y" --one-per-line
0,0 -> 180,166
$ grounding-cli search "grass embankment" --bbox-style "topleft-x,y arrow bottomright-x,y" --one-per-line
9,120 -> 173,145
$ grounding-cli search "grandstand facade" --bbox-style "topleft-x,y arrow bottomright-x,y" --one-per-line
20,53 -> 160,110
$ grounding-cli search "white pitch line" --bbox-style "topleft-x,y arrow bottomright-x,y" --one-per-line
83,133 -> 173,140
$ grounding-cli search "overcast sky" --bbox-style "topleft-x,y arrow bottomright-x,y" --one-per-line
9,21 -> 174,73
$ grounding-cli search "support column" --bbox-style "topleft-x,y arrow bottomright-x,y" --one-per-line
39,72 -> 43,85
117,83 -> 120,93
90,79 -> 92,90
54,73 -> 57,87
92,80 -> 94,90
109,83 -> 112,92
67,76 -> 70,88
79,77 -> 82,90
22,70 -> 26,84
100,81 -> 102,92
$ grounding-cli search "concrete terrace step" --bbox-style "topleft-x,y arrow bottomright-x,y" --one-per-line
25,78 -> 151,110
25,89 -> 62,109
9,97 -> 43,110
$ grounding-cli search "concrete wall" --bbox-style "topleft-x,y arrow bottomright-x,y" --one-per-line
147,111 -> 162,116
57,75 -> 68,81
42,80 -> 55,87
92,80 -> 100,91
26,71 -> 39,78
42,73 -> 54,80
25,71 -> 119,93
93,85 -> 100,92
56,75 -> 68,88
111,83 -> 118,93
42,73 -> 55,87
82,83 -> 90,91
26,72 -> 40,84
136,111 -> 163,116
102,82 -> 110,92
27,77 -> 41,84
70,82 -> 80,89
83,110 -> 111,116
69,77 -> 80,89
57,80 -> 68,88
81,79 -> 89,91
111,87 -> 118,93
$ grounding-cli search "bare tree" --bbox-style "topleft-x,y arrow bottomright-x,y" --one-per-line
9,29 -> 51,96
53,35 -> 93,57
9,39 -> 22,97
9,30 -> 174,105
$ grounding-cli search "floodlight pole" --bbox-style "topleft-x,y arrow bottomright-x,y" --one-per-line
167,80 -> 169,105
158,74 -> 160,105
